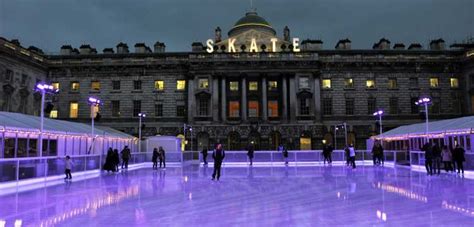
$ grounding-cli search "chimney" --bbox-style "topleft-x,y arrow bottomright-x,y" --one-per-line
301,39 -> 323,51
60,45 -> 73,55
393,43 -> 405,50
192,42 -> 204,52
10,39 -> 20,46
72,48 -> 79,55
134,43 -> 147,53
103,48 -> 114,54
335,39 -> 351,50
373,38 -> 390,50
408,43 -> 423,50
430,38 -> 445,50
154,41 -> 166,53
79,44 -> 92,55
116,42 -> 129,54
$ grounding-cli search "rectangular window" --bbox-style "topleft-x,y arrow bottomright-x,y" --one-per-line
155,103 -> 163,117
229,81 -> 239,91
322,79 -> 331,89
268,81 -> 278,91
134,80 -> 142,90
228,101 -> 240,117
300,98 -> 310,115
368,97 -> 376,115
91,81 -> 100,91
299,77 -> 310,89
198,99 -> 209,116
322,98 -> 332,115
177,105 -> 186,117
450,78 -> 459,88
69,102 -> 78,118
248,101 -> 259,117
112,100 -> 120,117
155,80 -> 164,91
49,110 -> 58,118
409,77 -> 418,89
249,81 -> 258,91
268,100 -> 279,117
177,80 -> 186,90
389,97 -> 398,114
411,97 -> 419,114
52,82 -> 60,90
430,77 -> 439,88
112,81 -> 121,90
71,82 -> 80,91
5,69 -> 13,82
133,100 -> 141,117
344,78 -> 354,89
198,79 -> 209,89
346,98 -> 354,115
388,78 -> 397,89
366,79 -> 376,89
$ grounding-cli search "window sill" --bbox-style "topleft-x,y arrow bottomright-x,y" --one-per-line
89,91 -> 100,93
175,90 -> 186,92
131,90 -> 143,93
153,90 -> 165,93
110,91 -> 121,93
343,88 -> 355,90
365,88 -> 377,90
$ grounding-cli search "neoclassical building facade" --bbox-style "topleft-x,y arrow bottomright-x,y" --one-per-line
1,11 -> 474,150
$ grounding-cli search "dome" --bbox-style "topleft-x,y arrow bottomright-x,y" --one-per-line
228,11 -> 276,37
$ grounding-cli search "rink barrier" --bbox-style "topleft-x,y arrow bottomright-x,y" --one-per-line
0,150 -> 405,185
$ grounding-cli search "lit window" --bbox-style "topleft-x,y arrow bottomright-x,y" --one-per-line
388,78 -> 397,89
177,80 -> 186,90
299,77 -> 310,89
71,82 -> 80,91
230,81 -> 239,91
248,101 -> 259,117
249,81 -> 258,91
366,79 -> 376,89
155,80 -> 164,91
91,105 -> 100,118
69,102 -> 78,118
49,110 -> 58,118
344,78 -> 353,89
268,100 -> 279,117
198,79 -> 209,89
228,101 -> 240,117
322,79 -> 331,89
268,81 -> 278,91
450,78 -> 459,88
91,81 -> 100,91
430,78 -> 439,88
52,82 -> 59,90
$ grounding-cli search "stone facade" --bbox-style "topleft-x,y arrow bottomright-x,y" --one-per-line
1,12 -> 473,150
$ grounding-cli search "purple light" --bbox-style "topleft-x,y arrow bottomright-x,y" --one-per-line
138,113 -> 146,117
416,97 -> 432,105
373,110 -> 384,116
88,97 -> 101,105
36,83 -> 59,93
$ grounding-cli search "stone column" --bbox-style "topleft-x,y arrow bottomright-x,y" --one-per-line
212,75 -> 219,122
282,75 -> 288,122
262,76 -> 268,121
221,77 -> 226,121
289,75 -> 297,121
187,77 -> 195,123
242,76 -> 247,121
313,75 -> 322,122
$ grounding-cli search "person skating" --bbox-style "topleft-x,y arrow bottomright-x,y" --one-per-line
432,143 -> 442,175
64,156 -> 73,180
323,143 -> 333,164
453,144 -> 465,175
441,145 -> 452,173
348,144 -> 356,169
247,143 -> 255,166
113,149 -> 120,172
159,146 -> 166,169
201,147 -> 208,165
422,142 -> 433,175
152,148 -> 159,169
212,143 -> 225,181
121,146 -> 131,169
103,149 -> 116,173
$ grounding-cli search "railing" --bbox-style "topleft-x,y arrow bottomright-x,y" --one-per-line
0,150 -> 405,184
410,150 -> 474,170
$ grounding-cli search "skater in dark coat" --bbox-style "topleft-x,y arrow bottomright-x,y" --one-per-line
113,149 -> 120,172
247,144 -> 255,166
159,147 -> 166,169
103,149 -> 116,173
152,148 -> 159,169
201,147 -> 208,165
212,144 -> 225,181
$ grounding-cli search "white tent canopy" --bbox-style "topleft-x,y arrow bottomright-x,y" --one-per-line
374,116 -> 474,140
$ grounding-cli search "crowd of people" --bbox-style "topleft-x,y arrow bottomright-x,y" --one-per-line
103,146 -> 132,173
422,142 -> 466,176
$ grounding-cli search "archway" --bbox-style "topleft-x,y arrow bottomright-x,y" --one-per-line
227,132 -> 241,150
300,131 -> 312,150
269,131 -> 281,150
248,131 -> 261,150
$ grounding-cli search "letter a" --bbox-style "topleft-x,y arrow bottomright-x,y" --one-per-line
250,38 -> 258,52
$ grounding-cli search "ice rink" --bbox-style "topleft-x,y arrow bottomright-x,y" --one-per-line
1,165 -> 473,226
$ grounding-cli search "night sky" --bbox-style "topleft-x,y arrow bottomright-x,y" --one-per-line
0,0 -> 472,53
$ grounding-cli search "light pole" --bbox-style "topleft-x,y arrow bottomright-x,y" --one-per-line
373,110 -> 384,136
35,83 -> 58,157
415,97 -> 431,142
88,97 -> 101,154
334,125 -> 338,149
138,113 -> 146,152
189,126 -> 193,151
